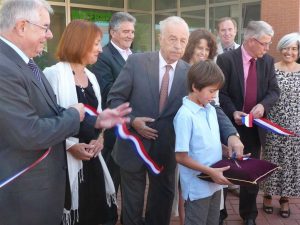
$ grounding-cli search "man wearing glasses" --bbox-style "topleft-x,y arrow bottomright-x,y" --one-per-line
0,1 -> 131,225
217,20 -> 280,225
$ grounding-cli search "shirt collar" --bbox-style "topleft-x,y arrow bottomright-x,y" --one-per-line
158,51 -> 178,71
241,44 -> 255,62
222,42 -> 235,51
111,40 -> 132,55
0,36 -> 29,63
182,96 -> 213,114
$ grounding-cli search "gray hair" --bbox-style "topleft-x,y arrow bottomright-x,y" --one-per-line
277,32 -> 300,52
159,16 -> 189,36
243,21 -> 274,41
109,12 -> 136,31
0,0 -> 53,32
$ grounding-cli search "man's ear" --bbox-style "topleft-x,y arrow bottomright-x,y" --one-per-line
15,20 -> 26,36
191,83 -> 196,92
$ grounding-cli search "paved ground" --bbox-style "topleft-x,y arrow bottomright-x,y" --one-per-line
170,191 -> 300,225
117,191 -> 300,225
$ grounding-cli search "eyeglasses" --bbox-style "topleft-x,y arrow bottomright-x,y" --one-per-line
26,20 -> 50,34
253,38 -> 272,48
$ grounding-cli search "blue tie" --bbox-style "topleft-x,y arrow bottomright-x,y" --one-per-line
28,59 -> 42,82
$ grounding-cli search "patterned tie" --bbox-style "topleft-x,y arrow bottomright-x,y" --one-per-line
159,65 -> 172,113
243,58 -> 257,113
28,59 -> 42,82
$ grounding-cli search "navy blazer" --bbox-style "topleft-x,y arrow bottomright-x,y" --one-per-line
91,42 -> 127,109
217,46 -> 280,146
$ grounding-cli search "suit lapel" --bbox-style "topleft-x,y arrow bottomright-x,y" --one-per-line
146,52 -> 160,113
256,57 -> 264,101
167,60 -> 184,108
23,62 -> 60,114
234,48 -> 246,97
108,42 -> 126,67
0,40 -> 59,114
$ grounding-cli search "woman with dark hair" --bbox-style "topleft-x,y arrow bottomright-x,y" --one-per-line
44,20 -> 117,225
182,28 -> 217,64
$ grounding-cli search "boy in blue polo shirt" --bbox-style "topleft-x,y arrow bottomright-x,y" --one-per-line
174,60 -> 231,225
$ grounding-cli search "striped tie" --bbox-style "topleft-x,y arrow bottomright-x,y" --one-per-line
159,65 -> 172,113
28,59 -> 42,82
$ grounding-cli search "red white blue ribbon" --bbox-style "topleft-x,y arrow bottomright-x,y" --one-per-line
0,148 -> 51,189
0,105 -> 99,189
115,123 -> 163,175
84,105 -> 163,174
242,114 -> 297,136
84,104 -> 99,116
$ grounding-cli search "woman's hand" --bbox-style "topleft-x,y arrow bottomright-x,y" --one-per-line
68,143 -> 94,160
86,135 -> 104,157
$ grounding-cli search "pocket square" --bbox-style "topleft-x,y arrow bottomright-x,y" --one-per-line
197,158 -> 280,186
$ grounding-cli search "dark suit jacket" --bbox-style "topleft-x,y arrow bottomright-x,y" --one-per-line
217,46 -> 280,146
108,52 -> 237,173
91,42 -> 126,109
91,42 -> 129,152
0,39 -> 80,225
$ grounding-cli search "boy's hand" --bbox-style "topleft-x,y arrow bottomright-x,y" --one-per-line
208,166 -> 232,185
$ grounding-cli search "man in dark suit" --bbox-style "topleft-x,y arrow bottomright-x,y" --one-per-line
108,16 -> 244,225
91,12 -> 136,225
0,1 -> 131,225
217,20 -> 280,225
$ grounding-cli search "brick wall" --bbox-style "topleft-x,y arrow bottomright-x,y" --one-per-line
261,0 -> 300,62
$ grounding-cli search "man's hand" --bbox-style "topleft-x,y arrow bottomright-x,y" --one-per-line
95,103 -> 132,129
227,135 -> 244,158
70,103 -> 85,122
68,143 -> 94,160
233,111 -> 247,125
250,103 -> 265,119
132,117 -> 158,140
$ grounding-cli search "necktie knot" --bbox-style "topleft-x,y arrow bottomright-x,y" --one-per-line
28,59 -> 42,82
165,64 -> 172,73
250,58 -> 256,63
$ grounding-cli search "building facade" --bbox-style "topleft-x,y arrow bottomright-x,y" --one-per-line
1,0 -> 261,67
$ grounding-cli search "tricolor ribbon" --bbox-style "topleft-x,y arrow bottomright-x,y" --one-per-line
84,105 -> 163,175
242,114 -> 298,136
115,123 -> 163,175
84,104 -> 99,116
0,148 -> 51,189
0,105 -> 100,189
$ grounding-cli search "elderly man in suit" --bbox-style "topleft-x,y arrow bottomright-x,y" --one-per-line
91,12 -> 136,225
217,20 -> 280,225
108,16 -> 244,225
216,17 -> 240,54
0,1 -> 131,225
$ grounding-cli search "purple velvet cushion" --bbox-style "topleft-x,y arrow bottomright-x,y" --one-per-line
197,158 -> 280,186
